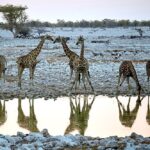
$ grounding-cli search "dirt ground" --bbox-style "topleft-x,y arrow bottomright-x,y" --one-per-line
0,53 -> 148,100
0,27 -> 150,99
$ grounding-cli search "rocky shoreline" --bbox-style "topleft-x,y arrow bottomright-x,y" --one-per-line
0,129 -> 149,149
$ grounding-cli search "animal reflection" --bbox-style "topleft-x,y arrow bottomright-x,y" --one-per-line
18,96 -> 38,132
0,100 -> 7,125
65,95 -> 95,135
146,96 -> 150,125
0,55 -> 7,83
146,61 -> 150,92
116,95 -> 143,127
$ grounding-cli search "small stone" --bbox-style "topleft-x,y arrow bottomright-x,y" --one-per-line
41,129 -> 50,137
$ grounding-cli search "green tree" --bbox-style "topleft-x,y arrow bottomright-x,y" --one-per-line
0,4 -> 28,37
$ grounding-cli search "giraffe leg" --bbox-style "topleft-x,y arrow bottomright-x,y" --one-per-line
74,72 -> 80,92
2,68 -> 6,83
29,65 -> 36,86
119,76 -> 126,86
147,77 -> 149,94
76,73 -> 81,89
82,73 -> 87,91
78,73 -> 81,86
117,74 -> 121,86
69,61 -> 73,80
70,68 -> 73,80
29,66 -> 33,86
86,72 -> 94,92
70,72 -> 79,93
0,72 -> 3,86
116,74 -> 121,94
127,77 -> 131,91
18,66 -> 24,88
88,71 -> 91,78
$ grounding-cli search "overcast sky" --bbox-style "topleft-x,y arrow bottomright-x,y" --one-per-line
0,0 -> 150,22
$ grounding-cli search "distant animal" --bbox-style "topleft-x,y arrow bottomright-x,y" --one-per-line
0,55 -> 7,82
16,35 -> 54,88
91,40 -> 109,44
117,61 -> 141,95
91,51 -> 104,57
135,28 -> 143,37
53,36 -> 79,80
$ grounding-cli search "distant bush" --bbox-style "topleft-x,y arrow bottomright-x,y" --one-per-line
16,27 -> 31,38
0,4 -> 28,37
37,28 -> 46,36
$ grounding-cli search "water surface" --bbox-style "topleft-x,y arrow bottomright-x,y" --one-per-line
0,95 -> 150,137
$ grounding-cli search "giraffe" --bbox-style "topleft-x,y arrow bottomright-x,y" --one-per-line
65,95 -> 95,135
16,35 -> 53,88
116,95 -> 143,127
70,36 -> 94,93
117,61 -> 141,95
0,55 -> 7,83
53,36 -> 79,80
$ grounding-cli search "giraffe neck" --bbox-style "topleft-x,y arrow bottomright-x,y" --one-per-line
29,38 -> 45,59
133,73 -> 140,87
79,41 -> 84,59
61,41 -> 74,60
129,62 -> 140,88
133,72 -> 141,93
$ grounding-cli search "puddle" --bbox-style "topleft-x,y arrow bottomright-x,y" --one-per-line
0,95 -> 150,137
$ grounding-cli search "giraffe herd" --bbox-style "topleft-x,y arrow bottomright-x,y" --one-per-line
0,34 -> 149,96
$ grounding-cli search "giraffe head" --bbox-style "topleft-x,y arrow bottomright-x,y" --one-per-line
39,35 -> 46,40
45,35 -> 54,41
53,36 -> 61,43
39,35 -> 53,42
53,36 -> 68,43
76,35 -> 85,45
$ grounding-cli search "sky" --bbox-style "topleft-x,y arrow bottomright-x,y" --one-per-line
0,0 -> 150,23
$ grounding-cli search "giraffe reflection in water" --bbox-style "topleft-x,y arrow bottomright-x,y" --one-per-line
116,95 -> 144,127
18,95 -> 38,132
65,94 -> 95,135
146,96 -> 150,125
0,100 -> 7,126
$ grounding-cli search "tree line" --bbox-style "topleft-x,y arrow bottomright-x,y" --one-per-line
0,4 -> 150,38
25,19 -> 150,28
1,18 -> 150,28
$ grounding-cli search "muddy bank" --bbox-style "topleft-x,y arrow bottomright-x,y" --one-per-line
0,46 -> 149,100
0,59 -> 148,100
